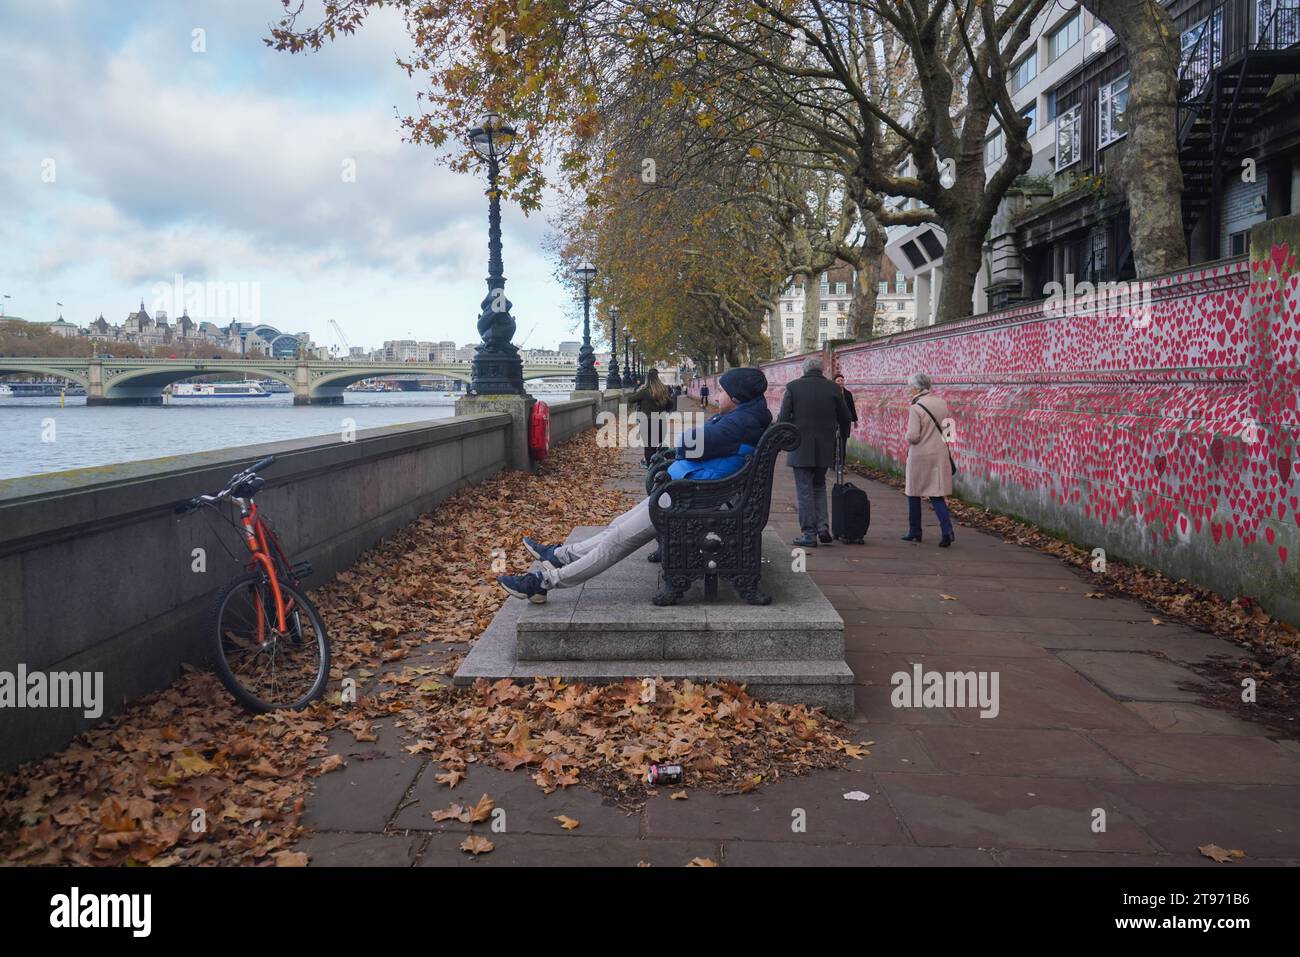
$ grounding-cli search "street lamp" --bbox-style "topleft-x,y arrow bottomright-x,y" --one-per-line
573,261 -> 599,390
623,326 -> 631,387
467,112 -> 523,395
628,336 -> 639,387
605,307 -> 622,389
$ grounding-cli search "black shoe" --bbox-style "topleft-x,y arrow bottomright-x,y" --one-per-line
939,535 -> 954,548
900,533 -> 922,543
818,530 -> 833,545
792,535 -> 819,547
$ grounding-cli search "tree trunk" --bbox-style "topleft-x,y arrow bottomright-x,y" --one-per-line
796,272 -> 818,353
936,223 -> 985,324
1083,0 -> 1187,275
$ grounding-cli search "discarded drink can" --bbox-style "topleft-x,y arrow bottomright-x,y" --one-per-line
646,763 -> 683,786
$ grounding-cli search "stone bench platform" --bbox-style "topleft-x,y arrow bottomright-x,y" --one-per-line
454,527 -> 855,717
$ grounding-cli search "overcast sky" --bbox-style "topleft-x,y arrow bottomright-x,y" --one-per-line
0,0 -> 586,352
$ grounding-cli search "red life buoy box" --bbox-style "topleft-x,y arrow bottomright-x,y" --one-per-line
529,400 -> 551,461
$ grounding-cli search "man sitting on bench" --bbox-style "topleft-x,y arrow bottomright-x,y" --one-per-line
497,367 -> 771,603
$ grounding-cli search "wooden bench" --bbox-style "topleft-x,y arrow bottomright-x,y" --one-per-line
644,422 -> 801,606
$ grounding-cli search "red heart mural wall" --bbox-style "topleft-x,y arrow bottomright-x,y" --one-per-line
696,218 -> 1300,623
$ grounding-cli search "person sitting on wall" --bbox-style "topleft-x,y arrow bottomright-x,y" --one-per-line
497,367 -> 772,603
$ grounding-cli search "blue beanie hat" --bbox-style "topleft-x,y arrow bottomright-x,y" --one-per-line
718,367 -> 768,404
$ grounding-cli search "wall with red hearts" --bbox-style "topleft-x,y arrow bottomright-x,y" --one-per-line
696,216 -> 1300,622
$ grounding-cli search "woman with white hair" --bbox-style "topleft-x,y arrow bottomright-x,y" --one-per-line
901,372 -> 955,547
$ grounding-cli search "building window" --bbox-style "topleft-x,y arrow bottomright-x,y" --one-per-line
1009,51 -> 1037,93
1021,102 -> 1038,137
833,282 -> 844,295
820,302 -> 828,312
785,317 -> 794,328
1048,11 -> 1081,63
1229,230 -> 1250,256
895,271 -> 906,293
819,317 -> 828,328
1045,88 -> 1058,122
820,273 -> 830,291
1098,73 -> 1129,147
985,129 -> 1005,165
785,336 -> 794,346
1055,105 -> 1081,171
878,280 -> 889,295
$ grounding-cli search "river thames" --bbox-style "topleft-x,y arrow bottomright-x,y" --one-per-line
0,392 -> 461,481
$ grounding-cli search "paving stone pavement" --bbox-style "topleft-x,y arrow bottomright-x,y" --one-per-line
298,429 -> 1299,867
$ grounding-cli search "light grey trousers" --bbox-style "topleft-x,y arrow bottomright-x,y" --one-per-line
540,497 -> 658,589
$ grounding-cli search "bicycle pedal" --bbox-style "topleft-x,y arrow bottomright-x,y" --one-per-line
291,560 -> 314,581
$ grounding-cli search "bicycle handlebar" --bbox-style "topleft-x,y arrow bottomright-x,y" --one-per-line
175,455 -> 277,515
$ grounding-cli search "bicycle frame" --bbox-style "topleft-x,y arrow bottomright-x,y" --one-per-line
236,498 -> 290,637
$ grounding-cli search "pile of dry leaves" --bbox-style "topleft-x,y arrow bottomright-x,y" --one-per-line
847,462 -> 1300,661
389,675 -> 864,810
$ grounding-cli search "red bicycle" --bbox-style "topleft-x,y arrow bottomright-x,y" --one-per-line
176,456 -> 330,712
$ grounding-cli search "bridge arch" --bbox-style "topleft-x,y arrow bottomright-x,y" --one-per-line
0,362 -> 91,389
104,366 -> 299,395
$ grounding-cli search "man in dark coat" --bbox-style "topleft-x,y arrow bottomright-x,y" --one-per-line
779,356 -> 851,546
833,373 -> 858,464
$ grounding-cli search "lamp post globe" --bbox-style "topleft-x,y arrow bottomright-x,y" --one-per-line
605,307 -> 622,389
573,261 -> 599,391
467,112 -> 524,395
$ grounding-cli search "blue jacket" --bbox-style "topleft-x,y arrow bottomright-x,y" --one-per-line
668,396 -> 772,480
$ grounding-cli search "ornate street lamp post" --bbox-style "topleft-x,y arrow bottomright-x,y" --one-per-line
605,307 -> 622,389
467,112 -> 523,395
623,328 -> 632,387
573,261 -> 599,391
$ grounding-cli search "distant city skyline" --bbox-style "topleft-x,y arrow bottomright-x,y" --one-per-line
0,0 -> 597,357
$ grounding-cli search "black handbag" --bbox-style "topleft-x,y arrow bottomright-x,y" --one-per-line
914,397 -> 957,476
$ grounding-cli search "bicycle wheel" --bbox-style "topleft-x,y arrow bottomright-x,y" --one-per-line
207,571 -> 331,712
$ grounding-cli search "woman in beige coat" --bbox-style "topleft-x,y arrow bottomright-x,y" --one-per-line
901,372 -> 955,547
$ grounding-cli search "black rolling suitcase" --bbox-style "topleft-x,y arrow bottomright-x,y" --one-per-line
831,430 -> 869,543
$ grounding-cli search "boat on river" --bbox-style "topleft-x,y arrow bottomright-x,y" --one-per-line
171,382 -> 271,399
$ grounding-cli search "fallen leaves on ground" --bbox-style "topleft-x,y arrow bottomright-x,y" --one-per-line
387,675 -> 863,810
555,815 -> 580,830
688,857 -> 718,867
460,835 -> 494,856
0,432 -> 630,867
1198,844 -> 1246,863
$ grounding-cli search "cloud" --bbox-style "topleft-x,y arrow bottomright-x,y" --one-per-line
0,0 -> 576,348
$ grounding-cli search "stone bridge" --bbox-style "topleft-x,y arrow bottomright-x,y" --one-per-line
0,357 -> 574,405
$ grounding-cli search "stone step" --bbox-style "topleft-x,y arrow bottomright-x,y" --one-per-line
456,652 -> 856,718
516,528 -> 844,662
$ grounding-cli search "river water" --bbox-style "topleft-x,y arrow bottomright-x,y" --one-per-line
0,393 -> 462,481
